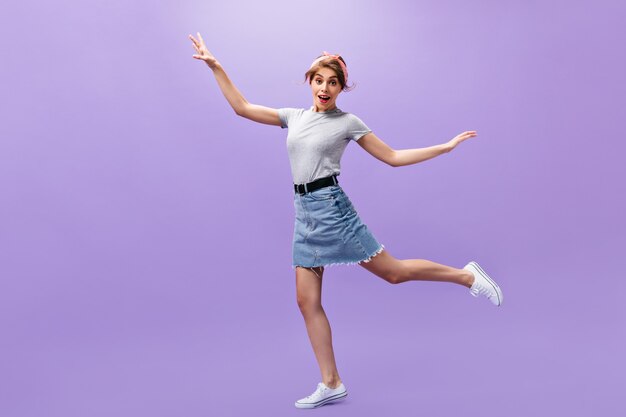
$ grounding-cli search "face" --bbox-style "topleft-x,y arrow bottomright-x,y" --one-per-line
310,67 -> 342,112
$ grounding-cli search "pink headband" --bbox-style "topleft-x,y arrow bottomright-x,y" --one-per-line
309,51 -> 348,85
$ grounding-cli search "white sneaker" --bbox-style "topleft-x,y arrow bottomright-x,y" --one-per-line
464,261 -> 503,306
294,382 -> 347,409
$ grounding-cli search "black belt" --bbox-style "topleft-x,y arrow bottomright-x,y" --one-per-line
294,175 -> 339,195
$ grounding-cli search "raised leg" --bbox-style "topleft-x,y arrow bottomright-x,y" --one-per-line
359,249 -> 474,287
295,266 -> 342,389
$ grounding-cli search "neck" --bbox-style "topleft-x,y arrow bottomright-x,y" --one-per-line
312,104 -> 337,113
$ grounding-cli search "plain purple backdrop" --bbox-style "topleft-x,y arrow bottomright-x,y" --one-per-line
1,0 -> 625,416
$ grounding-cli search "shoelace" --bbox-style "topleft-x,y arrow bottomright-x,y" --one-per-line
471,283 -> 494,298
306,383 -> 328,399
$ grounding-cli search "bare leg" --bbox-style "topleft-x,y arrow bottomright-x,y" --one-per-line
359,249 -> 475,287
295,266 -> 342,389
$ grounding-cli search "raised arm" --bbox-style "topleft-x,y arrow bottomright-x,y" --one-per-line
356,131 -> 477,167
189,32 -> 281,126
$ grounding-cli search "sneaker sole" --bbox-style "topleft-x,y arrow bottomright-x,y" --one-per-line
469,261 -> 503,306
295,391 -> 348,408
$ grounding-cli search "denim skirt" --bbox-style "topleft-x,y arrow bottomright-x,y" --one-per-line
292,184 -> 385,269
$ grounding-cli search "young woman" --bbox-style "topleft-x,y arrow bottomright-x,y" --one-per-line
189,32 -> 503,409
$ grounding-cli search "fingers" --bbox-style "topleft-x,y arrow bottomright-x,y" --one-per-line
189,35 -> 198,51
189,32 -> 204,45
189,32 -> 212,62
189,33 -> 202,47
189,32 -> 208,57
189,34 -> 202,56
453,131 -> 477,145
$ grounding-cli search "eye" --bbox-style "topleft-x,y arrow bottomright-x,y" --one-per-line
315,79 -> 322,84
330,80 -> 337,86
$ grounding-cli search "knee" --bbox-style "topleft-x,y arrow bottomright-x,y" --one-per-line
384,265 -> 406,285
296,294 -> 321,314
386,273 -> 402,285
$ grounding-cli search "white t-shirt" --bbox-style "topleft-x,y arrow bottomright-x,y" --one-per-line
278,107 -> 372,185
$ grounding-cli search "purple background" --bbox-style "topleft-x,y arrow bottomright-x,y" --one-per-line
2,0 -> 625,416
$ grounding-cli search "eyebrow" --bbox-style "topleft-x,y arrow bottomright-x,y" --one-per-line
314,73 -> 338,80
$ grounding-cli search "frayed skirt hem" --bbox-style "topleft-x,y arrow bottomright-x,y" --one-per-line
291,244 -> 385,270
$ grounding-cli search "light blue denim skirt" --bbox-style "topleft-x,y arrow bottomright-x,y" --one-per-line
292,185 -> 385,269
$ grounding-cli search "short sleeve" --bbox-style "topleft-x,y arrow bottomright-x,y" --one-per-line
277,108 -> 299,129
346,114 -> 372,141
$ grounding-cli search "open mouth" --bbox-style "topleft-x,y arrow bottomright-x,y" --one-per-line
318,95 -> 330,104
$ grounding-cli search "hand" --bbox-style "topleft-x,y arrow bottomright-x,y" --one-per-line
189,32 -> 218,69
445,130 -> 477,152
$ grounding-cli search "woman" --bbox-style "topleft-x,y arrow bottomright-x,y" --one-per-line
189,32 -> 503,409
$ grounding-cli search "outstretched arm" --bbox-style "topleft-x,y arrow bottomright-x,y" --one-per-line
189,32 -> 281,126
356,131 -> 477,167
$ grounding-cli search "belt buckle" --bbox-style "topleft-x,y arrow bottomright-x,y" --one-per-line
296,183 -> 306,195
